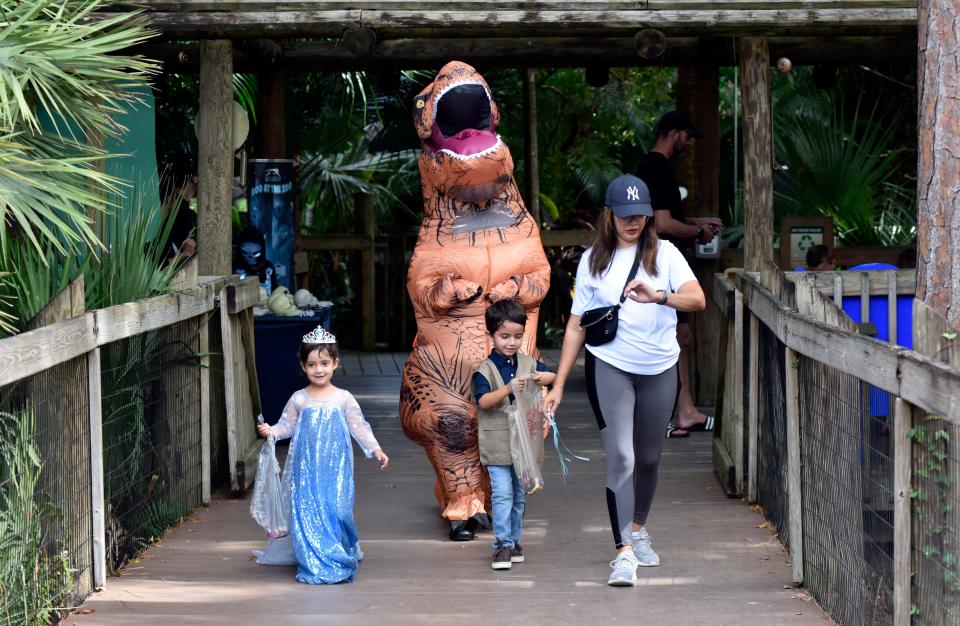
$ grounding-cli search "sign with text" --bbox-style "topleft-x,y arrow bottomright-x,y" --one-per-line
780,217 -> 834,270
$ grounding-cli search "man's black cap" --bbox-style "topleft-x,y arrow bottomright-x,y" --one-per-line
656,110 -> 704,139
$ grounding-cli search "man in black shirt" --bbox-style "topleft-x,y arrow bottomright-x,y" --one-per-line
637,110 -> 723,437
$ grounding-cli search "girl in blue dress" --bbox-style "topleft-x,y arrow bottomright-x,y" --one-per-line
255,325 -> 389,584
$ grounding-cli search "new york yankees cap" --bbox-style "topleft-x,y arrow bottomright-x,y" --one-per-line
605,174 -> 653,218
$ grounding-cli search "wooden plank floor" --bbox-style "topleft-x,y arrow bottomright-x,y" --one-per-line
69,353 -> 828,626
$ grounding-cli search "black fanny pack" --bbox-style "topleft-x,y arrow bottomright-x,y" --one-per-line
579,249 -> 641,347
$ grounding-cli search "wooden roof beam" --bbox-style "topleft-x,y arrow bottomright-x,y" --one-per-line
143,35 -> 916,73
136,8 -> 916,40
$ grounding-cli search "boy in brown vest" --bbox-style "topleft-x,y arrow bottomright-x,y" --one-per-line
473,299 -> 556,570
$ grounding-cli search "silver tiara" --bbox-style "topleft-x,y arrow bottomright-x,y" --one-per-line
302,325 -> 336,344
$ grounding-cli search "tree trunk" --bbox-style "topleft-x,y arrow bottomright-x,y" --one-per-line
739,37 -> 773,272
197,40 -> 234,277
917,0 -> 960,326
522,68 -> 540,224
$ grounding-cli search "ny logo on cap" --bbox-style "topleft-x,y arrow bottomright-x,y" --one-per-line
626,186 -> 640,201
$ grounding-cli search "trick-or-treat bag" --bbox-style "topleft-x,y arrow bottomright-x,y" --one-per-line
509,379 -> 546,494
250,436 -> 289,538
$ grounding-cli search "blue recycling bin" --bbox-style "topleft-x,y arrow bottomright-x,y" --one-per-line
840,263 -> 913,418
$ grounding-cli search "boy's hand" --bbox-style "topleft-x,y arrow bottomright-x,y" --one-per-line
513,378 -> 528,392
531,371 -> 552,386
374,449 -> 390,470
257,423 -> 272,438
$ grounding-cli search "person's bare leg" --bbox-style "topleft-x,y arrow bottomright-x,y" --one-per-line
675,323 -> 709,430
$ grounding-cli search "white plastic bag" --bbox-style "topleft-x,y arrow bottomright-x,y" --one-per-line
509,379 -> 546,494
249,436 -> 289,538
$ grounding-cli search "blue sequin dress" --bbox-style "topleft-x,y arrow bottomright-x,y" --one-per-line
254,388 -> 381,584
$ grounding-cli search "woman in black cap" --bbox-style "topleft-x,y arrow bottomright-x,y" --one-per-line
542,174 -> 705,587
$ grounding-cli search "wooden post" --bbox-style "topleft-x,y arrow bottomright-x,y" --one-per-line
358,194 -> 376,351
88,347 -> 106,589
893,396 -> 912,626
199,313 -> 211,505
784,346 -> 804,584
747,312 -> 760,502
258,68 -> 286,159
197,40 -> 234,276
917,0 -> 960,327
738,37 -> 773,272
733,289 -> 745,492
887,271 -> 898,345
522,68 -> 540,223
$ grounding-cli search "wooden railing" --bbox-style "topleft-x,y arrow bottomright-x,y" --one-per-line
712,261 -> 960,626
0,273 -> 260,607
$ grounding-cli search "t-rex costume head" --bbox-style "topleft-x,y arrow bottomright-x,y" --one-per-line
400,61 -> 551,525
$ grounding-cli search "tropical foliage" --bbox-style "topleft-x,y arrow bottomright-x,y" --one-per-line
0,0 -> 156,328
0,410 -> 73,626
773,81 -> 916,246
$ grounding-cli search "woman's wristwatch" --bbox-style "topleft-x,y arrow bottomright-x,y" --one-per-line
656,290 -> 669,305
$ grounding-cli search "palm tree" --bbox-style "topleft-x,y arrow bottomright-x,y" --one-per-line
0,0 -> 156,330
0,0 -> 155,257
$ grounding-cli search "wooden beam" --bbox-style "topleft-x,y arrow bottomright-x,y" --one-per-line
88,347 -> 106,589
892,396 -> 912,626
733,289 -> 745,493
747,312 -> 759,502
197,40 -> 234,276
144,35 -> 916,72
258,67 -> 287,158
738,272 -> 960,425
358,194 -> 376,351
137,7 -> 917,39
523,68 -> 540,224
739,37 -> 773,271
131,1 -> 919,10
785,346 -> 803,584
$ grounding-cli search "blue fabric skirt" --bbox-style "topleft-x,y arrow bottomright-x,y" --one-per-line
289,405 -> 360,584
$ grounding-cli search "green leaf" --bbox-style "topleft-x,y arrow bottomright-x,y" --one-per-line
943,332 -> 958,341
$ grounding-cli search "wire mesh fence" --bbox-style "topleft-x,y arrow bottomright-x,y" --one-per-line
756,323 -> 790,549
100,317 -> 203,573
798,356 -> 895,626
911,414 -> 960,626
0,356 -> 92,624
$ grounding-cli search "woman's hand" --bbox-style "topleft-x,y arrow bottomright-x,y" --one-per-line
257,423 -> 272,438
374,449 -> 390,470
624,279 -> 661,304
542,386 -> 564,417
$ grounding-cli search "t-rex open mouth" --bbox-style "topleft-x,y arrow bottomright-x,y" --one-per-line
429,82 -> 500,159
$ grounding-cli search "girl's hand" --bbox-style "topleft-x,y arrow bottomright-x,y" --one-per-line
374,449 -> 390,470
257,423 -> 272,438
542,387 -> 563,416
624,279 -> 660,304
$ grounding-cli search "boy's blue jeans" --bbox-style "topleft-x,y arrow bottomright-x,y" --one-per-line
487,464 -> 525,549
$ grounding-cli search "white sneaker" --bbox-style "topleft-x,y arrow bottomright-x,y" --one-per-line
608,550 -> 639,586
631,528 -> 660,567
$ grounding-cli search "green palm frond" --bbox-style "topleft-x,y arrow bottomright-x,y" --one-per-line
0,132 -> 123,257
774,91 -> 911,246
0,0 -> 155,140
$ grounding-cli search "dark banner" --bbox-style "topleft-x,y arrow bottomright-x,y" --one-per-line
248,159 -> 295,290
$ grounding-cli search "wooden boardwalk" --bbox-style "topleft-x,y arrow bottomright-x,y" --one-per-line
69,353 -> 828,626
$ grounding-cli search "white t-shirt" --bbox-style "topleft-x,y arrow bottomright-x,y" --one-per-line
571,241 -> 697,375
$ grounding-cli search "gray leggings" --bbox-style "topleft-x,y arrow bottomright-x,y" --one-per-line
585,352 -> 679,548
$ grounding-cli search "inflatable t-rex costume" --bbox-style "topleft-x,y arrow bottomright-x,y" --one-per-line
400,61 -> 551,538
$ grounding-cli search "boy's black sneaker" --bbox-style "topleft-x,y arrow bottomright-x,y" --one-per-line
491,545 -> 512,570
510,544 -> 524,563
